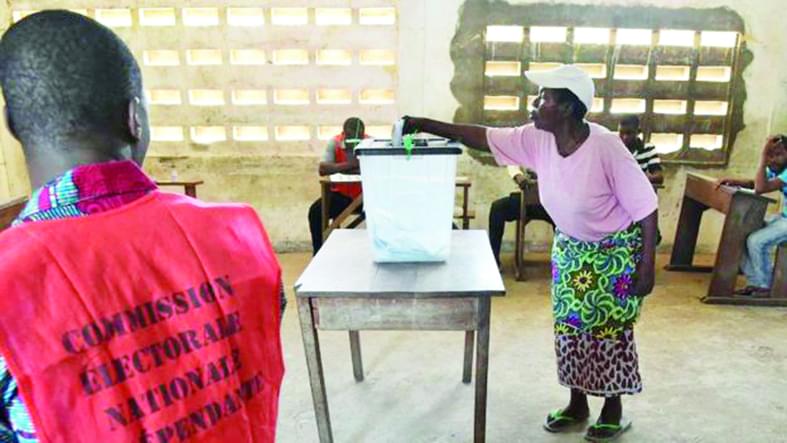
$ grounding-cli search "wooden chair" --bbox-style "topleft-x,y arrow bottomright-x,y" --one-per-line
454,177 -> 473,229
513,183 -> 550,281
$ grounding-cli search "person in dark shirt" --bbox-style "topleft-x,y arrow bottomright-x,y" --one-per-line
618,115 -> 664,185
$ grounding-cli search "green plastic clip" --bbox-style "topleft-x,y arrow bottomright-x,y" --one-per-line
403,134 -> 415,159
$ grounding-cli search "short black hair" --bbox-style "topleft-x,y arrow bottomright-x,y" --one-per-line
552,89 -> 587,121
342,117 -> 365,138
0,10 -> 142,145
619,114 -> 641,130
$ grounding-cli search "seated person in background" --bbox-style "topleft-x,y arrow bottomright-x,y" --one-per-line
718,135 -> 787,296
618,114 -> 664,185
0,11 -> 284,442
489,166 -> 554,267
308,117 -> 367,255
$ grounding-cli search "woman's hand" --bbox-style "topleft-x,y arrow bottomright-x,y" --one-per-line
631,210 -> 658,297
763,135 -> 783,158
401,116 -> 421,135
631,257 -> 655,297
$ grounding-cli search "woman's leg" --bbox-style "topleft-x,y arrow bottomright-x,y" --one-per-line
599,395 -> 622,424
565,388 -> 590,417
585,395 -> 629,440
544,388 -> 590,432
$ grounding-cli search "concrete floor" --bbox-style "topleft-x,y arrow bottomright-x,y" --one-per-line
275,251 -> 787,443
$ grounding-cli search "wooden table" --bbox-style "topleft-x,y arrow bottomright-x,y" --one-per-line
0,197 -> 27,231
666,172 -> 779,305
294,230 -> 505,443
319,175 -> 474,242
155,180 -> 204,197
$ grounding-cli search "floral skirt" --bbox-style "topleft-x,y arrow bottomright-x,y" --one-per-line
551,224 -> 644,396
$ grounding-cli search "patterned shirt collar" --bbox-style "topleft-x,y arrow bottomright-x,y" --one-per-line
13,160 -> 157,226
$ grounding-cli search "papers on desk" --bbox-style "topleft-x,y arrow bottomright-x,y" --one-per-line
329,174 -> 361,183
721,184 -> 757,195
733,186 -> 757,195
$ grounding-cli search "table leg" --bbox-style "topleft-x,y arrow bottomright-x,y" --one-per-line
297,298 -> 333,443
462,186 -> 470,230
462,330 -> 474,384
184,184 -> 197,198
349,330 -> 364,382
706,195 -> 769,299
474,297 -> 491,443
770,244 -> 787,299
514,193 -> 527,281
667,196 -> 706,271
321,184 -> 330,243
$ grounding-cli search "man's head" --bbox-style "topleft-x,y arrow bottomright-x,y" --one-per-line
342,117 -> 365,140
529,88 -> 587,131
0,10 -> 148,174
766,136 -> 787,173
618,114 -> 642,150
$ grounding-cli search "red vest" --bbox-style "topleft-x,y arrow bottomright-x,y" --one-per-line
0,192 -> 284,443
331,134 -> 362,198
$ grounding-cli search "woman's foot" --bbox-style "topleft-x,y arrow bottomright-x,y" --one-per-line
584,396 -> 627,441
543,402 -> 590,433
584,417 -> 632,442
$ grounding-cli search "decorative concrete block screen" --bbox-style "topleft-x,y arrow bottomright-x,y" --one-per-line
452,3 -> 749,166
9,2 -> 399,157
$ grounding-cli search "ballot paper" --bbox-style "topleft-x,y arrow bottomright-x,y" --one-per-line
329,173 -> 361,183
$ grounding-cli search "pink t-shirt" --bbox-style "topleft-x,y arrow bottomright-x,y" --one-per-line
487,122 -> 658,242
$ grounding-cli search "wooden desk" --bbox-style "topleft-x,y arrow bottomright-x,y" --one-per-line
0,197 -> 27,231
666,172 -> 778,305
319,176 -> 474,242
155,180 -> 204,198
294,230 -> 505,443
319,175 -> 365,243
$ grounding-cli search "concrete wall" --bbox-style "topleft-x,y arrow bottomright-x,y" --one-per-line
400,0 -> 787,254
1,0 -> 785,254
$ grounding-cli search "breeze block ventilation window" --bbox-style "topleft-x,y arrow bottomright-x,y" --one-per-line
451,3 -> 750,167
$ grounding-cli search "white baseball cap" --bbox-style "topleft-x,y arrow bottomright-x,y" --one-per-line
524,64 -> 595,112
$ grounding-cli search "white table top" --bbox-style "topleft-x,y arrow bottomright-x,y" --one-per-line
294,229 -> 506,298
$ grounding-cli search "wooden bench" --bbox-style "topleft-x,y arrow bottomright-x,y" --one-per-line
0,197 -> 27,232
155,180 -> 203,198
771,243 -> 787,299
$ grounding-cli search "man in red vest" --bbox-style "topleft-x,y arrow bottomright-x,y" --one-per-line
0,11 -> 284,443
307,117 -> 367,254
